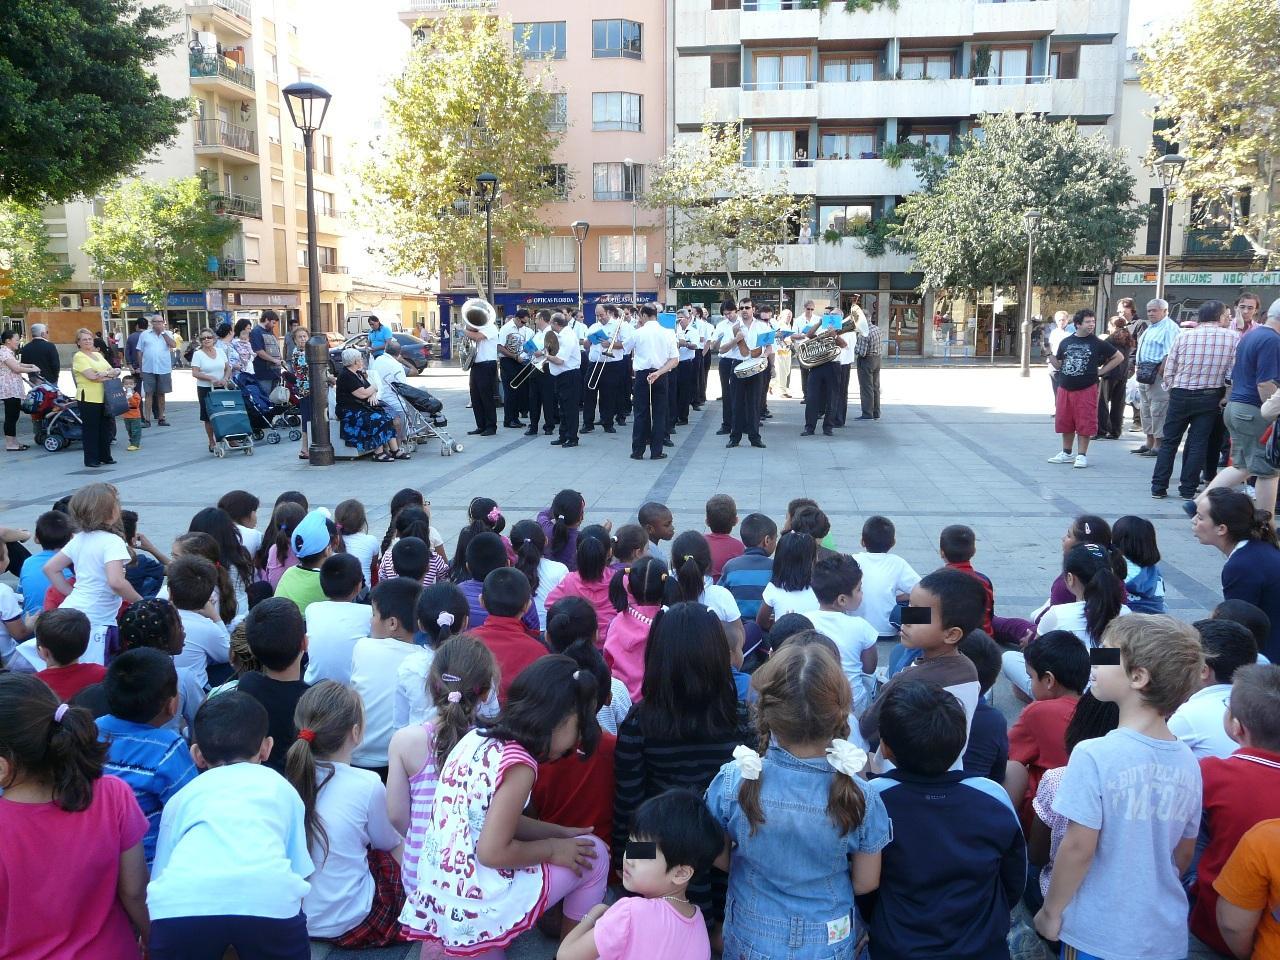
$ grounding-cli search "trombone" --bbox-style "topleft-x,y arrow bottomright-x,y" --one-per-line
509,337 -> 541,389
585,320 -> 623,392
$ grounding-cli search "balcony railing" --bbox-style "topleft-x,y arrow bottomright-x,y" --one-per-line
194,118 -> 258,155
189,53 -> 256,92
448,266 -> 508,289
406,0 -> 496,9
1185,227 -> 1254,257
216,259 -> 246,281
318,263 -> 349,274
210,192 -> 262,218
194,0 -> 253,19
743,79 -> 817,91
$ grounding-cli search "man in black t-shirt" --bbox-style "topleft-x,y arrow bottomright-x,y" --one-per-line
1046,308 -> 1123,469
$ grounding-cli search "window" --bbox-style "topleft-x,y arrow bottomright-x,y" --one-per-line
1048,45 -> 1079,80
524,236 -> 576,273
818,202 -> 874,234
541,163 -> 570,200
711,0 -> 740,8
748,129 -> 795,167
599,235 -> 648,272
269,52 -> 278,78
514,22 -> 566,60
320,135 -> 333,174
592,92 -> 642,132
984,46 -> 1031,85
592,20 -> 642,59
752,53 -> 809,90
899,52 -> 953,80
818,130 -> 879,160
821,55 -> 877,83
593,162 -> 643,201
298,245 -> 338,268
547,93 -> 568,131
267,112 -> 282,144
902,129 -> 953,154
710,53 -> 741,89
317,191 -> 337,216
243,235 -> 261,265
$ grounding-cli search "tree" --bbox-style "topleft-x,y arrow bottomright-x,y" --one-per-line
646,120 -> 811,285
84,177 -> 240,311
358,14 -> 563,299
894,112 -> 1148,296
0,201 -> 72,308
1141,0 -> 1280,259
0,0 -> 187,205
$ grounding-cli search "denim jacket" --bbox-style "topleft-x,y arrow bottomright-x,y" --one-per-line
706,744 -> 892,960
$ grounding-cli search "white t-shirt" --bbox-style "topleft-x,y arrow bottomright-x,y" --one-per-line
60,530 -> 132,631
304,601 -> 374,685
1037,601 -> 1132,646
148,762 -> 313,920
852,552 -> 922,636
368,353 -> 406,405
173,609 -> 231,690
0,583 -> 24,663
237,523 -> 263,557
534,557 -> 569,631
395,646 -> 500,729
762,583 -> 820,620
1167,683 -> 1236,760
472,323 -> 499,364
303,763 -> 403,938
806,610 -> 879,712
351,636 -> 421,767
699,581 -> 742,624
340,531 -> 380,582
190,348 -> 228,384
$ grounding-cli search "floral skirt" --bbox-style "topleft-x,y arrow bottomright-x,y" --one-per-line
340,404 -> 395,450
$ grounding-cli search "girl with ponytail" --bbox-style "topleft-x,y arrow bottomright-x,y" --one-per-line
0,673 -> 150,955
1194,488 -> 1280,660
377,506 -> 449,587
705,643 -> 890,960
284,681 -> 404,947
608,522 -> 647,575
394,582 -> 474,728
671,530 -> 746,660
545,595 -> 631,734
537,488 -> 587,570
545,524 -> 618,636
449,497 -> 513,578
255,500 -> 305,587
510,519 -> 568,631
602,555 -> 680,699
388,636 -> 497,895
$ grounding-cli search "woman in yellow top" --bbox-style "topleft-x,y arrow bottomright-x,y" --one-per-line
72,327 -> 121,468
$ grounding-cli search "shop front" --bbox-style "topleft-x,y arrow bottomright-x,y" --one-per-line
124,292 -> 210,344
1111,269 -> 1280,320
671,273 -> 841,316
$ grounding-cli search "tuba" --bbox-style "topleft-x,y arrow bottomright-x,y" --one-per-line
796,316 -> 858,368
458,297 -> 497,372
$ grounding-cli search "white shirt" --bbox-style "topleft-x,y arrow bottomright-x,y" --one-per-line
1168,683 -> 1236,760
136,329 -> 175,375
677,321 -> 704,362
0,583 -> 24,663
548,329 -> 581,375
368,353 -> 406,404
471,322 -> 499,364
60,530 -> 132,638
304,601 -> 374,684
709,318 -> 734,354
173,609 -> 231,689
395,646 -> 500,729
190,347 -> 228,384
699,581 -> 742,624
1037,601 -> 1133,646
1048,325 -> 1072,358
351,636 -> 421,767
806,610 -> 878,712
797,312 -> 821,336
725,319 -> 771,362
762,583 -> 820,620
630,320 -> 679,372
534,557 -> 569,630
587,319 -> 625,364
148,762 -> 313,920
851,552 -> 922,636
303,763 -> 403,938
237,523 -> 263,557
341,531 -> 380,582
839,311 -> 861,365
497,319 -> 524,356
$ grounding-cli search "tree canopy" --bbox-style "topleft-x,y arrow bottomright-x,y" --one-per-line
0,0 -> 187,205
0,202 -> 72,308
894,112 -> 1148,294
1140,0 -> 1280,260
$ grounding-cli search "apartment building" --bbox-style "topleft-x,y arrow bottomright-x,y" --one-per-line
673,0 -> 1129,356
397,0 -> 666,323
43,0 -> 351,340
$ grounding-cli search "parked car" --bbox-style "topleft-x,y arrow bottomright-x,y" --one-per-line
329,331 -> 431,375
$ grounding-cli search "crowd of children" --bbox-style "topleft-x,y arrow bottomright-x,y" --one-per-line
1,482 -> 1279,960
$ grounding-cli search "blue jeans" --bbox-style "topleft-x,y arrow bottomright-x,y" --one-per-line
150,912 -> 309,960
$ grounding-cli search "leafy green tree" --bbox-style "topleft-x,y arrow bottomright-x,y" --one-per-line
894,112 -> 1148,296
1141,0 -> 1280,259
0,201 -> 72,308
358,14 -> 563,300
0,0 -> 187,204
84,177 -> 239,311
646,120 -> 811,286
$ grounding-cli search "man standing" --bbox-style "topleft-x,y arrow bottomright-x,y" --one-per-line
524,310 -> 556,437
1046,308 -> 1123,469
721,299 -> 768,449
18,323 -> 59,385
1046,310 -> 1073,402
1150,301 -> 1238,501
249,310 -> 284,398
1132,298 -> 1179,459
583,305 -> 625,434
630,303 -> 678,461
856,312 -> 884,421
366,315 -> 392,359
1200,298 -> 1280,519
497,308 -> 529,428
1230,292 -> 1261,335
546,312 -> 582,448
136,314 -> 176,425
713,301 -> 737,436
800,308 -> 843,437
674,307 -> 703,425
831,297 -> 863,427
465,307 -> 500,437
795,300 -> 820,404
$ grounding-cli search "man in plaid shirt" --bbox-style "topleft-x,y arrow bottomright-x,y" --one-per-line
856,315 -> 884,420
1150,300 -> 1239,501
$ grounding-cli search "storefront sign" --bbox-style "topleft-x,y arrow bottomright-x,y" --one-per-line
235,291 -> 301,308
204,288 -> 224,312
671,274 -> 839,291
126,292 -> 206,309
1115,271 -> 1280,287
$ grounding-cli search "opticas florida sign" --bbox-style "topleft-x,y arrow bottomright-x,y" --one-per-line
1115,271 -> 1280,286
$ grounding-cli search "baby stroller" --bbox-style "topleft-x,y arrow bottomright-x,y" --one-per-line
390,380 -> 463,456
236,375 -> 299,444
22,378 -> 82,452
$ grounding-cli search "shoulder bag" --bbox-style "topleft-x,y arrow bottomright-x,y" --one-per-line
102,377 -> 129,417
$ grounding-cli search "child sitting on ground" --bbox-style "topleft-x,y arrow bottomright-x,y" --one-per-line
603,556 -> 678,700
939,524 -> 994,634
19,509 -> 73,619
548,525 -> 621,636
1112,515 -> 1166,614
755,531 -> 820,631
957,630 -> 1009,782
806,553 -> 878,715
511,518 -> 569,632
273,510 -> 336,615
395,582 -> 474,728
236,597 -> 311,773
545,595 -> 631,734
1169,618 -> 1258,759
121,510 -> 168,601
35,607 -> 106,700
639,501 -> 675,563
457,531 -> 540,634
704,494 -> 744,578
166,554 -> 231,690
256,500 -> 305,588
719,513 -> 778,669
391,536 -> 431,583
98,647 -> 198,866
147,692 -> 313,959
303,552 -> 372,685
1213,817 -> 1280,959
853,516 -> 922,676
1212,598 -> 1271,660
607,524 -> 647,576
473,567 -> 549,705
351,577 -> 423,777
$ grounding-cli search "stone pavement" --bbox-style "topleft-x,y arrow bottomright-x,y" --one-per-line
0,364 -> 1227,960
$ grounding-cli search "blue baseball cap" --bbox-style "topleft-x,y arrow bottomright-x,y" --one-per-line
292,509 -> 333,559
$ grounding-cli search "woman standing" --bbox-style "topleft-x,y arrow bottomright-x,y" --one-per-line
287,325 -> 312,460
190,328 -> 230,452
773,308 -> 794,398
230,319 -> 255,383
1097,313 -> 1134,440
72,328 -> 120,468
335,349 -> 407,462
216,321 -> 239,375
0,329 -> 40,451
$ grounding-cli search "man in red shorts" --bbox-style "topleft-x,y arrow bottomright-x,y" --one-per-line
1046,308 -> 1124,469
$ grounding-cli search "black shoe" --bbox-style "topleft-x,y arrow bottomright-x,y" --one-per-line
715,427 -> 731,436
691,405 -> 702,411
503,422 -> 519,428
726,440 -> 740,448
551,438 -> 565,445
479,428 -> 497,437
651,452 -> 668,460
467,428 -> 485,435
750,439 -> 766,448
801,429 -> 815,436
676,418 -> 689,426
524,428 -> 538,436
616,417 -> 627,425
663,439 -> 675,447
762,411 -> 773,419
101,458 -> 117,465
823,428 -> 834,437
563,439 -> 579,447
856,415 -> 874,421
581,426 -> 595,433
602,427 -> 616,434
631,452 -> 645,460
543,428 -> 555,435
1151,489 -> 1168,499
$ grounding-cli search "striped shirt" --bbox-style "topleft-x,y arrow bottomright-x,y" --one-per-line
1136,317 -> 1180,363
1163,324 -> 1239,391
400,721 -> 443,895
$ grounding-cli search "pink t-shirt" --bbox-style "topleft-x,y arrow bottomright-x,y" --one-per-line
0,774 -> 148,959
705,533 -> 745,580
265,543 -> 297,589
594,896 -> 710,960
603,603 -> 662,700
546,572 -> 617,638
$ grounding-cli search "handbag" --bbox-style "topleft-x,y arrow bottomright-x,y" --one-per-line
102,378 -> 129,417
1135,359 -> 1160,385
1264,423 -> 1280,470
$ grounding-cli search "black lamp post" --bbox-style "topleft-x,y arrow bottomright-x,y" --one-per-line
1152,153 -> 1187,301
1020,208 -> 1041,378
571,220 -> 590,315
283,80 -> 334,466
476,172 -> 498,301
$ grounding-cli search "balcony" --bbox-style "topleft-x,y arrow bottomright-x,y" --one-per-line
815,158 -> 921,197
405,0 -> 496,9
194,118 -> 258,158
189,54 -> 256,96
743,161 -> 817,196
216,258 -> 246,281
816,75 -> 1051,120
733,239 -> 914,275
740,3 -> 819,42
210,192 -> 263,218
447,266 -> 509,290
742,80 -> 818,120
1185,228 -> 1254,259
188,0 -> 253,38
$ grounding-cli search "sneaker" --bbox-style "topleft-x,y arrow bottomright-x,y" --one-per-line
1046,451 -> 1075,464
127,444 -> 139,452
1073,454 -> 1088,469
1151,489 -> 1167,499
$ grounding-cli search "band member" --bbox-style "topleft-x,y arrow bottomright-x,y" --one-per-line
800,307 -> 845,437
832,297 -> 863,427
630,304 -> 679,461
497,308 -> 529,427
546,313 -> 581,447
525,310 -> 557,436
696,305 -> 714,407
721,299 -> 768,449
466,308 -> 500,436
675,307 -> 704,425
795,300 -> 820,404
583,305 -> 625,434
713,301 -> 737,436
758,303 -> 776,421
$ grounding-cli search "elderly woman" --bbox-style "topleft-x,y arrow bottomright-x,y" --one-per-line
335,348 -> 408,462
286,325 -> 321,460
230,319 -> 255,383
72,327 -> 121,468
0,329 -> 40,451
190,328 -> 231,452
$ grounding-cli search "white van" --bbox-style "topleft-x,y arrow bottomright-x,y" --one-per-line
344,311 -> 405,336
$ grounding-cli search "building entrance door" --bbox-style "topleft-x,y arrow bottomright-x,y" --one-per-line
889,303 -> 923,356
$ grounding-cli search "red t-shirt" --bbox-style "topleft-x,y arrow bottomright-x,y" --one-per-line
1190,747 -> 1280,955
1008,695 -> 1078,827
473,615 -> 548,705
39,662 -> 108,701
0,774 -> 148,959
531,732 -> 617,880
705,533 -> 745,580
946,561 -> 994,634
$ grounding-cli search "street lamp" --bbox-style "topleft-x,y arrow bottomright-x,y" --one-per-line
571,220 -> 590,316
283,80 -> 334,466
624,158 -> 638,307
1153,153 -> 1187,301
1020,208 -> 1042,378
476,172 -> 499,302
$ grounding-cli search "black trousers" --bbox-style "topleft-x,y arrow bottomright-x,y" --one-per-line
1151,388 -> 1226,498
1096,374 -> 1127,439
469,360 -> 498,431
526,368 -> 557,431
582,362 -> 601,428
730,370 -> 764,442
800,364 -> 810,404
499,357 -> 529,423
597,360 -> 626,429
632,368 -> 670,457
718,358 -> 735,429
618,356 -> 633,423
832,364 -> 852,426
666,360 -> 679,437
805,361 -> 838,431
760,358 -> 773,414
699,351 -> 713,404
676,358 -> 697,422
553,369 -> 580,441
1205,410 -> 1228,481
80,400 -> 113,466
857,354 -> 881,418
3,397 -> 20,438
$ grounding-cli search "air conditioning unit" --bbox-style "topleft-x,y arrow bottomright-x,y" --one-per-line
58,294 -> 78,310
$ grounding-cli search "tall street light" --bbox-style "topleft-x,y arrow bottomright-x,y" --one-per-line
624,158 -> 638,307
571,220 -> 590,316
1153,153 -> 1187,302
1020,208 -> 1041,378
283,80 -> 334,466
476,172 -> 499,302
